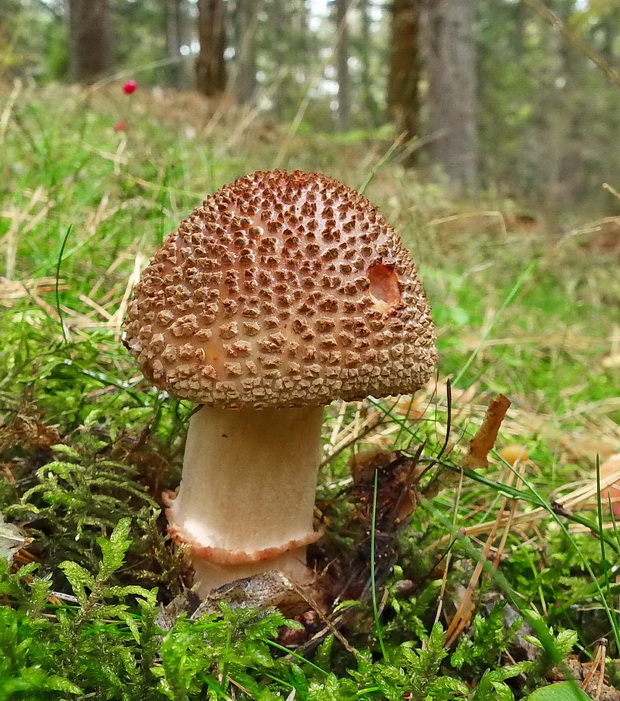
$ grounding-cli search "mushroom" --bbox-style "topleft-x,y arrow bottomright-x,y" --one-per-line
124,170 -> 436,595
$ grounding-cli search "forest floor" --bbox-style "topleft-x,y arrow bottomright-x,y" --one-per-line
1,83 -> 619,700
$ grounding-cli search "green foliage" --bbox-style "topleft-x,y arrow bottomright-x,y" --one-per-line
521,614 -> 581,687
308,626 -> 469,700
155,605 -> 293,700
5,434 -> 156,576
0,520 -> 300,700
452,602 -> 521,675
526,682 -> 592,701
374,625 -> 469,700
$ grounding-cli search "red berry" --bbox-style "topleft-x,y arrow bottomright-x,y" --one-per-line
123,81 -> 137,95
114,120 -> 128,131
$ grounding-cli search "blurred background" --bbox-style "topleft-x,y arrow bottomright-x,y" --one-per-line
2,0 -> 620,216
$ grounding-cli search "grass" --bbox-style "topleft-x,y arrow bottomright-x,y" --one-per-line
1,81 -> 620,699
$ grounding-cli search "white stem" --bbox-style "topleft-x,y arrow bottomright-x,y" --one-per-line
167,405 -> 324,593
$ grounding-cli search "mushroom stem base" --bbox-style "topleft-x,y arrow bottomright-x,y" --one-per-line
191,550 -> 314,594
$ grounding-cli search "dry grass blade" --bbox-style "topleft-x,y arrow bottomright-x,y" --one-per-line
0,79 -> 22,143
428,210 -> 508,238
603,183 -> 620,201
426,459 -> 620,553
320,407 -> 384,469
582,638 -> 607,699
77,293 -> 114,321
110,251 -> 148,339
0,276 -> 67,305
1,186 -> 50,279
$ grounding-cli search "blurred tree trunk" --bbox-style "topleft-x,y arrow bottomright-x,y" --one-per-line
387,0 -> 421,164
267,0 -> 286,120
423,0 -> 478,189
164,0 -> 185,88
67,0 -> 113,83
599,8 -> 620,60
196,0 -> 227,97
298,0 -> 309,35
0,3 -> 8,64
359,0 -> 380,127
235,0 -> 259,104
334,0 -> 351,130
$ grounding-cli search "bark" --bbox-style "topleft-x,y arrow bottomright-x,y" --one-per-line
423,0 -> 478,189
266,0 -> 287,120
387,0 -> 421,164
68,0 -> 113,83
0,2 -> 8,55
335,0 -> 351,130
298,0 -> 309,36
359,0 -> 381,126
164,0 -> 184,88
235,0 -> 259,104
196,0 -> 227,97
599,9 -> 620,61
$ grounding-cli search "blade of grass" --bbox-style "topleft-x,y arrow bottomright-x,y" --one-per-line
435,379 -> 452,460
435,458 -> 620,556
266,640 -> 328,677
596,455 -> 614,626
358,133 -> 406,195
55,224 -> 73,344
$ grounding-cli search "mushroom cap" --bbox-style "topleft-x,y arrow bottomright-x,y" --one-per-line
124,170 -> 436,409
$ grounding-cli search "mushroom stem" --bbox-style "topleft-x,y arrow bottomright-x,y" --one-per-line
166,405 -> 324,594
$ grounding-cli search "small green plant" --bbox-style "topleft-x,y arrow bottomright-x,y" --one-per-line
452,602 -> 521,677
5,435 -> 156,576
0,520 -> 301,700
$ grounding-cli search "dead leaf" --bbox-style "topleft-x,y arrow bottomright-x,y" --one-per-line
0,513 -> 32,563
192,571 -> 309,617
463,394 -> 511,470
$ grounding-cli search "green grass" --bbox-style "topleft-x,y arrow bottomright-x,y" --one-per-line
0,82 -> 619,699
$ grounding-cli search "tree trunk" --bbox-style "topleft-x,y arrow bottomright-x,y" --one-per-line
359,0 -> 380,127
423,0 -> 478,189
599,8 -> 620,61
266,0 -> 287,120
334,0 -> 351,131
298,0 -> 309,36
235,0 -> 259,104
68,0 -> 113,83
164,0 -> 185,88
0,3 -> 8,61
196,0 -> 227,97
387,0 -> 421,163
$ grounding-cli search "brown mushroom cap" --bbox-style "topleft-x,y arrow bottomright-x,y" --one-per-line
124,170 -> 436,409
